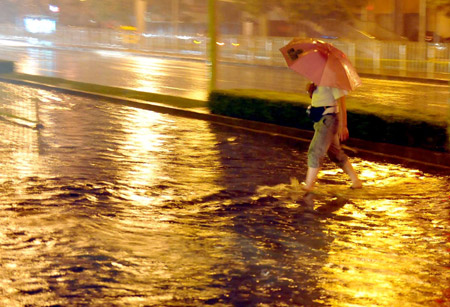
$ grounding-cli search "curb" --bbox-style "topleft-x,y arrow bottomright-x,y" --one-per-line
0,75 -> 449,173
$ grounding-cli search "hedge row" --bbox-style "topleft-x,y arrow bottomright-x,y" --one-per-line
0,61 -> 14,74
208,89 -> 449,152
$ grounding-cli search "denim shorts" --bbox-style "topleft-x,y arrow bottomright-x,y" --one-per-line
307,114 -> 348,168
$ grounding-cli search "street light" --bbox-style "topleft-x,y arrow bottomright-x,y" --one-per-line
49,5 -> 59,13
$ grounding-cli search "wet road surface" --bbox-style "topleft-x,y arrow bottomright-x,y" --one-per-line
0,82 -> 449,306
0,42 -> 448,124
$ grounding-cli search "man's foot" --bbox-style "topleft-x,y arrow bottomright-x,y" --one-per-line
301,182 -> 314,192
302,191 -> 315,207
350,180 -> 363,189
290,177 -> 313,192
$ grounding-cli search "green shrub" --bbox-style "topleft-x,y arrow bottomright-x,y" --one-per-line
209,90 -> 312,130
208,89 -> 449,152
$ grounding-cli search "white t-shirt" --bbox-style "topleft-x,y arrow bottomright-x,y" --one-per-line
311,86 -> 347,107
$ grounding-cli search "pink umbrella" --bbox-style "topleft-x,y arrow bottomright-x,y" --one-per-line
280,38 -> 361,91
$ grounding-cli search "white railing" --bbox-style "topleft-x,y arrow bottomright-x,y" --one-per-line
1,24 -> 449,77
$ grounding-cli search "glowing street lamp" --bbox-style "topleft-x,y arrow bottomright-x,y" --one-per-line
49,5 -> 60,13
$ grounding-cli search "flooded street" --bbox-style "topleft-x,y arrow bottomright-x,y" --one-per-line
0,83 -> 449,306
0,45 -> 448,124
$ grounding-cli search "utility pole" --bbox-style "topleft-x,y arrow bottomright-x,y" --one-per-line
208,0 -> 217,92
135,0 -> 146,33
172,0 -> 179,36
418,0 -> 426,42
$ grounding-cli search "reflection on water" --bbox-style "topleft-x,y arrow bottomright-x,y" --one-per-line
0,84 -> 449,306
349,79 -> 450,123
93,51 -> 210,101
16,48 -> 56,77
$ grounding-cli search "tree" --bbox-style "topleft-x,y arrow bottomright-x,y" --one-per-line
235,0 -> 368,23
427,0 -> 450,8
427,0 -> 450,16
85,0 -> 134,25
234,0 -> 278,18
234,0 -> 369,36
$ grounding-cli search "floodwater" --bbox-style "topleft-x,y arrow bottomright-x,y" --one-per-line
0,83 -> 449,306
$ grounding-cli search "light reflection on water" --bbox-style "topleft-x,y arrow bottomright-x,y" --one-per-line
0,83 -> 449,306
317,163 -> 449,306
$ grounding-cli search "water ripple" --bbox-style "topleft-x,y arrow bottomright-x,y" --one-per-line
0,83 -> 448,306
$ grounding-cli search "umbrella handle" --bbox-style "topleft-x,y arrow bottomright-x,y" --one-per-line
306,82 -> 317,98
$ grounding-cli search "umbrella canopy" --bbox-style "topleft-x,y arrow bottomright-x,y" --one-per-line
280,38 -> 362,91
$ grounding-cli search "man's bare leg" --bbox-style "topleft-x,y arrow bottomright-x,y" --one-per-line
342,160 -> 362,189
304,167 -> 320,191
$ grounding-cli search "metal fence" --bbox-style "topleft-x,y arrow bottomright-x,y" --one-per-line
1,24 -> 449,77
